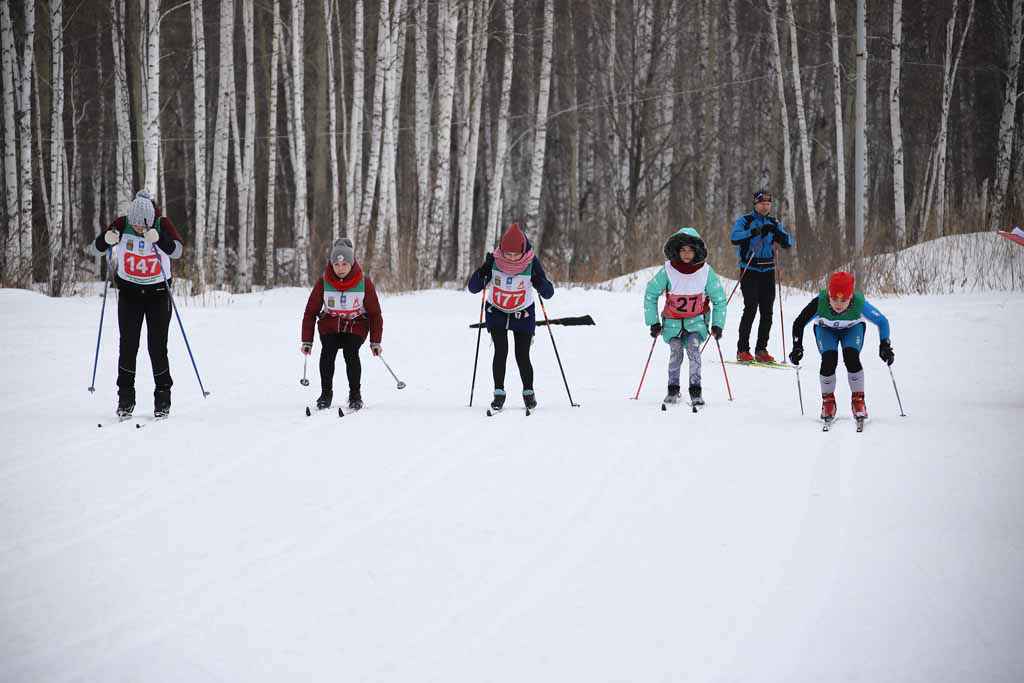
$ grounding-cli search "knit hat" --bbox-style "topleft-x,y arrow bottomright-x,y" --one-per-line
329,237 -> 355,264
827,271 -> 855,299
753,190 -> 773,204
127,189 -> 156,227
499,222 -> 527,254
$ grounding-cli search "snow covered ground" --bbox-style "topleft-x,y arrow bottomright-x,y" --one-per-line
1,279 -> 1023,682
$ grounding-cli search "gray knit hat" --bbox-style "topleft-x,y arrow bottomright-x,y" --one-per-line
329,237 -> 355,264
127,189 -> 156,227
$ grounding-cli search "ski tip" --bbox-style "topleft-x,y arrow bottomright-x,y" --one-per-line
661,403 -> 667,411
97,423 -> 103,428
525,409 -> 532,416
305,406 -> 311,417
691,405 -> 698,413
135,423 -> 142,429
338,407 -> 344,417
486,409 -> 493,417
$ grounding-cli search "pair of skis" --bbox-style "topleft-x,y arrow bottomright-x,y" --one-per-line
97,413 -> 168,429
305,404 -> 361,418
486,404 -> 533,417
821,416 -> 866,432
661,399 -> 702,413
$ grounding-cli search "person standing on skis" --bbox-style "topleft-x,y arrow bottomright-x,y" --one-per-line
467,222 -> 554,412
301,238 -> 383,412
644,227 -> 727,406
90,189 -> 184,419
788,271 -> 895,421
729,190 -> 794,363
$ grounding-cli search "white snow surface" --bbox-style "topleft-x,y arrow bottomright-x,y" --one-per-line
1,282 -> 1023,682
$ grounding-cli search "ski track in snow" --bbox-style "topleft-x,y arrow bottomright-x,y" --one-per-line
1,284 -> 1023,682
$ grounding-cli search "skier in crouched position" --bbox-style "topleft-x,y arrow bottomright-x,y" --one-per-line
644,227 -> 727,406
467,222 -> 554,412
788,271 -> 894,421
91,189 -> 184,419
301,238 -> 383,411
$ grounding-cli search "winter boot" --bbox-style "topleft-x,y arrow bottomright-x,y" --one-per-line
688,384 -> 704,406
116,397 -> 135,419
736,351 -> 755,363
821,392 -> 837,420
315,392 -> 333,410
523,389 -> 537,410
663,384 -> 681,404
154,388 -> 171,419
490,389 -> 507,411
851,391 -> 868,419
347,389 -> 363,411
754,349 -> 777,364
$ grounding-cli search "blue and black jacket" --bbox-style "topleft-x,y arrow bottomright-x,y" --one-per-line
466,239 -> 554,334
729,211 -> 794,272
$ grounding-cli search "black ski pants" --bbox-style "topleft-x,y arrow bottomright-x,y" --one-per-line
319,331 -> 364,398
117,286 -> 173,406
737,269 -> 776,353
490,328 -> 534,391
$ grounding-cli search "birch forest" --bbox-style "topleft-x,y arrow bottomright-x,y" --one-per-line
2,0 -> 1024,294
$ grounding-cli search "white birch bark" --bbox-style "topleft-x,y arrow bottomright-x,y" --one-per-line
48,0 -> 65,294
344,0 -> 364,238
33,61 -> 50,232
110,0 -> 131,218
767,0 -> 795,221
991,0 -> 1023,228
456,1 -> 487,278
141,0 -> 159,188
190,0 -> 208,291
890,0 -> 907,246
13,1 -> 35,286
323,0 -> 340,240
265,0 -> 281,286
210,0 -> 234,287
237,0 -> 256,291
785,0 -> 812,249
854,0 -> 867,256
357,0 -> 389,250
484,0 -> 514,253
290,0 -> 310,283
727,0 -> 741,210
828,0 -> 846,240
413,0 -> 433,278
377,0 -> 407,275
1,1 -> 19,281
524,0 -> 554,245
424,0 -> 459,283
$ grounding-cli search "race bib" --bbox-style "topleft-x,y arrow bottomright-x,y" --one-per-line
663,292 -> 706,319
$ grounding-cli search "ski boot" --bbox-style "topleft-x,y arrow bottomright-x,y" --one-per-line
116,398 -> 135,420
523,389 -> 537,411
489,389 -> 507,412
688,385 -> 705,407
347,390 -> 363,411
663,384 -> 681,404
851,391 -> 868,419
736,351 -> 755,363
754,349 -> 777,364
315,392 -> 333,410
821,392 -> 837,420
154,389 -> 171,420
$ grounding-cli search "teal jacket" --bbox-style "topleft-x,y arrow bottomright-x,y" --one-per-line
643,228 -> 727,343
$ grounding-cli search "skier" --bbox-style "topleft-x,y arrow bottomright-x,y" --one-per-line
644,227 -> 727,407
467,222 -> 554,412
729,190 -> 794,363
300,238 -> 383,411
788,271 -> 894,423
89,189 -> 184,419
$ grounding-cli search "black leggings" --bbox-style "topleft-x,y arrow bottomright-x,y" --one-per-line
737,269 -> 776,352
117,287 -> 172,403
820,347 -> 863,376
320,332 -> 364,396
490,329 -> 534,391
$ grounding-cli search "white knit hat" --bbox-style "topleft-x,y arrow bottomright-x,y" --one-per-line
127,189 -> 156,228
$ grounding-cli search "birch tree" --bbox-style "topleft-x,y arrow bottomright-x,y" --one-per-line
235,0 -> 256,291
785,0 -> 812,253
727,0 -> 741,211
1,1 -> 19,282
456,0 -> 487,278
484,0 -> 515,252
767,0 -> 795,221
323,0 -> 340,239
265,0 -> 281,286
48,0 -> 66,295
356,0 -> 389,249
345,0 -> 364,238
290,0 -> 310,283
190,0 -> 208,291
110,0 -> 130,217
413,0 -> 433,276
141,0 -> 160,188
854,0 -> 867,257
378,0 -> 407,275
14,0 -> 34,286
210,0 -> 234,286
890,0 -> 907,246
827,0 -> 846,241
525,0 -> 554,245
991,0 -> 1023,228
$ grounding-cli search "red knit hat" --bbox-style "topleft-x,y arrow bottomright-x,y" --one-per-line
499,222 -> 526,254
827,271 -> 855,299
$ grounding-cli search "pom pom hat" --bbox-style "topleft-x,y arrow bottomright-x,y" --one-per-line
127,189 -> 156,228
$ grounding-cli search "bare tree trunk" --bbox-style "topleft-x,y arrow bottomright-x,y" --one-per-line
525,0 -> 554,245
190,0 -> 208,292
15,0 -> 35,286
991,0 -> 1023,228
854,0 -> 867,259
425,0 -> 459,282
413,0 -> 433,282
234,0 -> 256,292
767,0 -> 795,221
828,0 -> 846,242
890,0 -> 907,247
323,0 -> 340,240
345,0 -> 365,238
727,0 -> 741,213
456,1 -> 487,279
357,0 -> 389,253
48,0 -> 65,295
265,0 -> 281,287
375,0 -> 406,274
210,0 -> 235,287
290,0 -> 310,283
785,0 -> 812,255
1,1 -> 19,283
141,0 -> 159,188
484,0 -> 514,253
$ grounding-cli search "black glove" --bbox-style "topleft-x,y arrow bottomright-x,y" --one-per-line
710,325 -> 722,340
771,226 -> 787,244
789,340 -> 803,366
475,252 -> 495,281
751,225 -> 768,238
649,323 -> 662,338
879,339 -> 894,365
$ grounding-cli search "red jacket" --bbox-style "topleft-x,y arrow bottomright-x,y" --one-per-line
301,263 -> 383,343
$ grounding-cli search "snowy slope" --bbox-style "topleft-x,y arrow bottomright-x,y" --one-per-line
1,282 -> 1022,682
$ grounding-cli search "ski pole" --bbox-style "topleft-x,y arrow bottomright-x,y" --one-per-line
378,355 -> 407,389
775,245 -> 788,362
632,336 -> 658,400
700,245 -> 760,354
300,354 -> 310,386
153,247 -> 211,398
795,364 -> 804,415
888,364 -> 906,416
539,298 -> 580,407
713,335 -> 734,401
88,249 -> 114,393
469,287 -> 486,406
